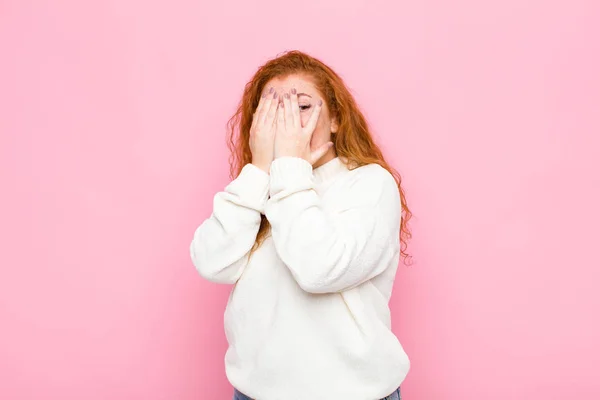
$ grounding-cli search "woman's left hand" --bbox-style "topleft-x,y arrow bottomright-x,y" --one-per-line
274,89 -> 334,165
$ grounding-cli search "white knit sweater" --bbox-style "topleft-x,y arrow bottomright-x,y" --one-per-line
190,156 -> 410,400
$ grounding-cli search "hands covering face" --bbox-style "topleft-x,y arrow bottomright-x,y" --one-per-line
250,87 -> 333,173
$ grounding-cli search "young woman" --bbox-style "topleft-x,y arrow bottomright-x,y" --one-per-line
190,50 -> 412,400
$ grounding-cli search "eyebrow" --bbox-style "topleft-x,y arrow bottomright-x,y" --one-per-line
297,93 -> 312,98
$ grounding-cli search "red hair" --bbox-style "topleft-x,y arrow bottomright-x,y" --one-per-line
226,50 -> 412,263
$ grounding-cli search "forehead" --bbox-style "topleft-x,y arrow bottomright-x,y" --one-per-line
264,74 -> 317,94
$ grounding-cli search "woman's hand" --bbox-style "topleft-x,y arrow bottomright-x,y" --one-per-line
250,87 -> 279,174
274,89 -> 334,165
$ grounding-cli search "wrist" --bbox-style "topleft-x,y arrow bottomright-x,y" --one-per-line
274,151 -> 309,164
251,162 -> 271,175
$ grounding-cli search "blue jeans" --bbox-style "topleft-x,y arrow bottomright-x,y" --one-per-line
233,387 -> 401,400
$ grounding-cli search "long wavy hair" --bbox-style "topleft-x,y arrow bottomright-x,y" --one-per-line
226,50 -> 412,264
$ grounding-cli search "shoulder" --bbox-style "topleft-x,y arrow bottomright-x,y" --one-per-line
346,162 -> 398,190
337,161 -> 400,207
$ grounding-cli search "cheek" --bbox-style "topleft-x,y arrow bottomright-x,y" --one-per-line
300,113 -> 310,127
300,111 -> 328,129
302,115 -> 331,144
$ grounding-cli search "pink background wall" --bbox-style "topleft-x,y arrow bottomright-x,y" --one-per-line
1,0 -> 599,399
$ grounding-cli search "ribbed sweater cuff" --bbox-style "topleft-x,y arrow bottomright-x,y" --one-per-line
269,157 -> 314,197
231,163 -> 270,209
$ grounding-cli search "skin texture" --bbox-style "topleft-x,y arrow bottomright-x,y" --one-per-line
250,74 -> 339,173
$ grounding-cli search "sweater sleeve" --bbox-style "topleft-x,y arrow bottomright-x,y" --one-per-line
190,163 -> 270,284
265,157 -> 401,294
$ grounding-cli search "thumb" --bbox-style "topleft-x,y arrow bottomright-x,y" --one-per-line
310,142 -> 334,165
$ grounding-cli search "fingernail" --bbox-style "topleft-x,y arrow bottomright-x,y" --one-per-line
318,99 -> 323,106
269,87 -> 274,93
291,88 -> 297,95
284,93 -> 290,99
273,92 -> 278,99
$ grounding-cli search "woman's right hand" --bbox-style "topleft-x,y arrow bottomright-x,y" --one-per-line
250,87 -> 279,174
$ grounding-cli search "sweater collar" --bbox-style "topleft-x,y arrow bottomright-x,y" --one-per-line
313,156 -> 347,184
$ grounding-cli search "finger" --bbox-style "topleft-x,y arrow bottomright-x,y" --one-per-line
310,142 -> 334,165
276,102 -> 285,132
250,101 -> 265,135
303,99 -> 323,135
264,91 -> 279,128
258,87 -> 275,124
254,90 -> 267,118
290,88 -> 301,128
283,92 -> 294,131
253,87 -> 273,122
